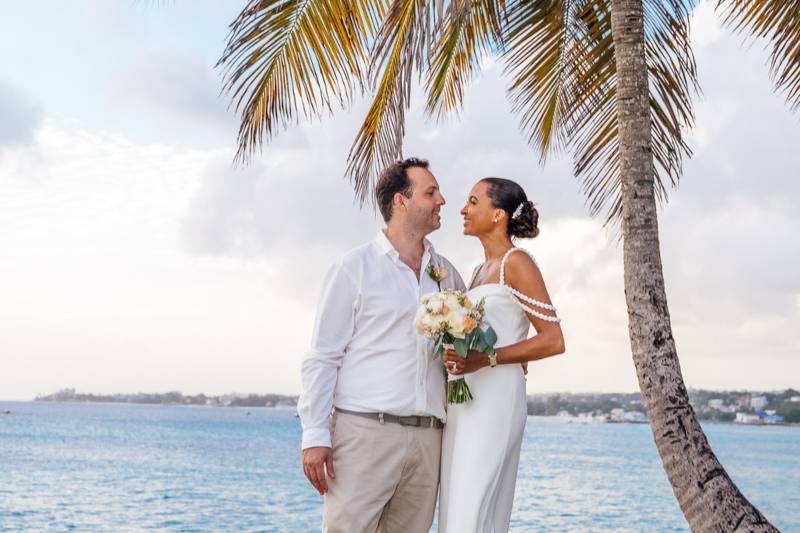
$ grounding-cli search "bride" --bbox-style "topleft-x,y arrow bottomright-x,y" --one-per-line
438,177 -> 565,533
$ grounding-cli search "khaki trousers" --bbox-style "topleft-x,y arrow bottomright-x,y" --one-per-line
323,411 -> 442,533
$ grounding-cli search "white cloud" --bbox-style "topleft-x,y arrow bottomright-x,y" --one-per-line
0,81 -> 42,149
1,8 -> 798,400
181,151 -> 379,259
112,50 -> 237,132
690,0 -> 723,48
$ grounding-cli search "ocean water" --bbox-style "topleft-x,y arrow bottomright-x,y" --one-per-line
0,402 -> 797,532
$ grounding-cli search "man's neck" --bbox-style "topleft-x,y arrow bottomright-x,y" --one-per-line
385,224 -> 427,275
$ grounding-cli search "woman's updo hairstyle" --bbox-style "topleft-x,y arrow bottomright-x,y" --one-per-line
480,177 -> 539,239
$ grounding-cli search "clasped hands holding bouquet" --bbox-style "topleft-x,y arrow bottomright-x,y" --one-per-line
443,349 -> 528,376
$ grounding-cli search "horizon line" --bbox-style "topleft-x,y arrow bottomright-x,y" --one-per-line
3,386 -> 798,403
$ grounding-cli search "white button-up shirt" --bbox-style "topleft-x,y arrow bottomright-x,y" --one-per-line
298,230 -> 465,449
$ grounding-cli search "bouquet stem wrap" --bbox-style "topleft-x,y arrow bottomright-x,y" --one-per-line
443,343 -> 472,403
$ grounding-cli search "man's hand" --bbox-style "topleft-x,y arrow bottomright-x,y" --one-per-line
302,446 -> 334,495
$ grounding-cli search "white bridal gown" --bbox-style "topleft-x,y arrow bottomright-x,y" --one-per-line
439,248 -> 555,533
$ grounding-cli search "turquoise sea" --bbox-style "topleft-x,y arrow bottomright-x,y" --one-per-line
0,402 -> 797,532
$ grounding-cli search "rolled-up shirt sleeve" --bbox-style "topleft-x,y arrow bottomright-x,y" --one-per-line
297,261 -> 358,450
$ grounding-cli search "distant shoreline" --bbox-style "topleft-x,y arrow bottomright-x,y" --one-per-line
4,400 -> 798,427
10,387 -> 800,426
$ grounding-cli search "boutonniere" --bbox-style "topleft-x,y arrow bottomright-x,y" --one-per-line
426,262 -> 449,291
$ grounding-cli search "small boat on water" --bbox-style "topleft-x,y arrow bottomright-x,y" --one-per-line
2,409 -> 11,415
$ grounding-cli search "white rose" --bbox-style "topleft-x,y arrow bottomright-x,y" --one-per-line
444,293 -> 460,311
420,292 -> 436,305
414,306 -> 433,337
445,311 -> 466,338
427,298 -> 444,314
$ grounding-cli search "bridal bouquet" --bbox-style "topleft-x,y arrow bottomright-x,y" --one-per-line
413,290 -> 497,404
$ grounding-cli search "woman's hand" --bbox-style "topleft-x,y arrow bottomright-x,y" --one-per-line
444,349 -> 488,375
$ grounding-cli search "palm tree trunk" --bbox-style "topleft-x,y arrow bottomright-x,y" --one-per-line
609,1 -> 778,531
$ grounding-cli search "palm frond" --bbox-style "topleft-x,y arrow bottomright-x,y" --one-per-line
425,0 -> 506,120
218,0 -> 388,164
346,0 -> 434,201
504,0 -> 578,159
717,0 -> 800,110
502,0 -> 698,224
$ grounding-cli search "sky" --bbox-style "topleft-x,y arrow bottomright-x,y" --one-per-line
1,1 -> 798,401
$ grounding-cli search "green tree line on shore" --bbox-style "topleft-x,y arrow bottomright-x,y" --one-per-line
34,387 -> 800,422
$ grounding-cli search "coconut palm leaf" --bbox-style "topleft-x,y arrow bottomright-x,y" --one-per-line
717,0 -> 800,110
425,0 -> 506,119
503,0 -> 698,223
504,0 -> 580,159
346,0 -> 434,201
218,0 -> 388,163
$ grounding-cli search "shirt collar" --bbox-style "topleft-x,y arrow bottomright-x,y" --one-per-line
375,230 -> 435,260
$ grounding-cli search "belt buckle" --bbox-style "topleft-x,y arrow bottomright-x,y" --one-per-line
399,415 -> 420,427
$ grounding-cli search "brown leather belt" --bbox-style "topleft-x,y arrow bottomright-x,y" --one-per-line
335,408 -> 444,429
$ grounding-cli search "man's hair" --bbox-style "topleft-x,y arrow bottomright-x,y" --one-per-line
375,157 -> 430,223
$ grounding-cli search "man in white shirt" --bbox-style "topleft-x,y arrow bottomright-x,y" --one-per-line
298,158 -> 465,533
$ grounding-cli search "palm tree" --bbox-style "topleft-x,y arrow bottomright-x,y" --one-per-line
608,1 -> 778,530
217,1 -> 796,529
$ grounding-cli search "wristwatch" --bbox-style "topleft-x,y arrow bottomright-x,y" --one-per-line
487,352 -> 498,367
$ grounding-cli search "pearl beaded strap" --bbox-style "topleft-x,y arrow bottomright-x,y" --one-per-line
499,248 -> 561,323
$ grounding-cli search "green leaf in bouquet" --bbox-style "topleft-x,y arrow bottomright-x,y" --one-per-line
433,336 -> 443,359
453,337 -> 468,357
483,326 -> 497,348
466,330 -> 478,350
474,336 -> 489,353
469,330 -> 485,352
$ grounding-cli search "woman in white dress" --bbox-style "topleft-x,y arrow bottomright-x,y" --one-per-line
438,177 -> 565,533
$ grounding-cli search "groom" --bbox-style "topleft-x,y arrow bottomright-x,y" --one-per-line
298,157 -> 465,533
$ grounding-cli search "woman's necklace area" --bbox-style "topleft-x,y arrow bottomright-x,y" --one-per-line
471,260 -> 500,288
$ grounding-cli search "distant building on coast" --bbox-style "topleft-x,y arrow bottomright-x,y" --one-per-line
623,411 -> 647,423
735,412 -> 784,425
609,408 -> 625,422
736,413 -> 761,424
708,399 -> 723,409
607,408 -> 648,423
750,396 -> 768,410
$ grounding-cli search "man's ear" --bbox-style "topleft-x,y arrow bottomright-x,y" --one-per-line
393,192 -> 407,214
